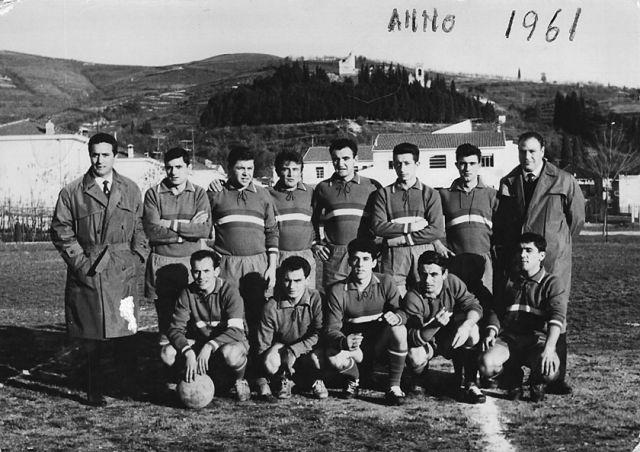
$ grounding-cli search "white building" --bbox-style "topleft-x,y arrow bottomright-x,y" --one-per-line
302,145 -> 374,186
338,53 -> 358,77
359,129 -> 519,188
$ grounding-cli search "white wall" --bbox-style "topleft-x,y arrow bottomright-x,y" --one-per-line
618,175 -> 640,214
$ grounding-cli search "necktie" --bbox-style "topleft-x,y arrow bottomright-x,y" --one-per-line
526,173 -> 536,183
103,180 -> 110,197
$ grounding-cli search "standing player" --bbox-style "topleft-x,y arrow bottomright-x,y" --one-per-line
269,151 -> 316,288
142,147 -> 211,376
479,233 -> 566,402
207,146 -> 278,344
311,139 -> 381,289
166,250 -> 251,402
51,132 -> 148,406
371,142 -> 445,296
255,256 -> 327,400
324,238 -> 408,405
494,131 -> 585,394
402,251 -> 485,403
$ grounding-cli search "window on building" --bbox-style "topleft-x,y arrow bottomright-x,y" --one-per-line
316,167 -> 324,179
481,155 -> 494,167
388,161 -> 394,169
429,155 -> 447,169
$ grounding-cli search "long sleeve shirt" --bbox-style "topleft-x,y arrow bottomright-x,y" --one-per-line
485,267 -> 568,337
311,173 -> 380,246
402,274 -> 483,348
439,178 -> 498,255
208,180 -> 279,256
371,179 -> 445,246
256,288 -> 323,357
143,180 -> 212,258
168,278 -> 247,354
323,272 -> 406,350
269,181 -> 314,252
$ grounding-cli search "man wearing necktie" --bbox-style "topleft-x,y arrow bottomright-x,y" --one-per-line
493,131 -> 585,394
51,132 -> 148,406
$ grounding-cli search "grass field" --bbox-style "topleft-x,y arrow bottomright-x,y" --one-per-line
1,237 -> 639,451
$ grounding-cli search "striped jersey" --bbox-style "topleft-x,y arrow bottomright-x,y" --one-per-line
371,179 -> 445,246
324,272 -> 406,350
268,181 -> 314,251
208,180 -> 278,256
312,173 -> 381,245
143,180 -> 212,257
486,267 -> 567,336
402,274 -> 483,348
439,178 -> 498,255
167,278 -> 247,354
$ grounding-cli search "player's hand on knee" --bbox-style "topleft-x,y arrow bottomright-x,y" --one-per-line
185,350 -> 198,383
383,311 -> 402,326
483,330 -> 497,351
346,333 -> 363,350
312,243 -> 330,261
282,347 -> 297,374
434,308 -> 452,326
452,321 -> 474,349
197,343 -> 214,374
540,347 -> 559,376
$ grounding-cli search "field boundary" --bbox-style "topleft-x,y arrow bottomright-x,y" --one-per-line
465,397 -> 516,452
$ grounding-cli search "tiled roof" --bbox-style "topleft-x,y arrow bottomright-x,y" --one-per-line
303,145 -> 373,163
0,119 -> 75,136
373,131 -> 505,151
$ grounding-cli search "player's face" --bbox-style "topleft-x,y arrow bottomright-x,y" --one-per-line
165,157 -> 190,187
518,137 -> 545,173
518,242 -> 545,275
348,251 -> 376,283
393,153 -> 418,184
420,263 -> 446,297
282,268 -> 307,301
229,159 -> 254,188
455,155 -> 480,183
90,142 -> 115,177
278,161 -> 302,188
191,257 -> 219,292
330,147 -> 357,180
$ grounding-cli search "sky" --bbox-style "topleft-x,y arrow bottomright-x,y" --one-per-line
0,0 -> 638,87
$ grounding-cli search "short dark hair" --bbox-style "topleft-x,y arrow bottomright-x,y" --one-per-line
329,138 -> 358,158
347,238 -> 379,260
455,143 -> 482,162
164,147 -> 191,165
88,133 -> 118,155
393,142 -> 419,162
519,232 -> 546,252
280,256 -> 311,278
227,145 -> 254,168
275,150 -> 303,172
417,250 -> 448,272
518,131 -> 545,148
190,249 -> 221,269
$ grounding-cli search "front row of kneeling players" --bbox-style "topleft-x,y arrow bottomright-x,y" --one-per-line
162,232 -> 565,407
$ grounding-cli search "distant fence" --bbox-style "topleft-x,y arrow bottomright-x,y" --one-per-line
622,204 -> 640,223
0,203 -> 53,242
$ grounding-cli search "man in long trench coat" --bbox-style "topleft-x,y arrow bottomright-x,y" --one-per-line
51,132 -> 148,406
493,131 -> 585,395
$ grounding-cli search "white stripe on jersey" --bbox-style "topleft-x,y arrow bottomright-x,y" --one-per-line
276,213 -> 312,223
217,215 -> 265,227
347,313 -> 382,324
446,214 -> 492,228
324,208 -> 364,220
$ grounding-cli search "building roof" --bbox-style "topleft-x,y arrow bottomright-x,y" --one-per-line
0,119 -> 75,136
303,145 -> 373,163
373,131 -> 506,151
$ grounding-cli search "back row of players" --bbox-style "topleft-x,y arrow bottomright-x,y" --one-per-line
146,135 -> 585,405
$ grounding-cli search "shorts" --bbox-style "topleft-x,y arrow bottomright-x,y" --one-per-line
447,252 -> 493,295
381,243 -> 434,291
278,248 -> 316,289
322,244 -> 350,290
145,252 -> 192,301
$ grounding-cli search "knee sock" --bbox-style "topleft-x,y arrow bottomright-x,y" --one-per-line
340,357 -> 360,382
230,356 -> 247,380
388,348 -> 408,388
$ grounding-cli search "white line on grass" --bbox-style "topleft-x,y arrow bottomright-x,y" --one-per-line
466,397 -> 516,452
632,435 -> 640,452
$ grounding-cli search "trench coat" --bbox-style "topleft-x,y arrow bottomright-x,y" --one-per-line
51,170 -> 148,340
494,160 -> 585,295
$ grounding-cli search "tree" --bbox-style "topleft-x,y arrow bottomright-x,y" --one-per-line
581,124 -> 640,239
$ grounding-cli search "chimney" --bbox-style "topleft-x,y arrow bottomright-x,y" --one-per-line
45,120 -> 55,135
127,144 -> 134,158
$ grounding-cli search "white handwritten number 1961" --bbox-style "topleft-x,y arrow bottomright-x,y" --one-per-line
505,8 -> 582,42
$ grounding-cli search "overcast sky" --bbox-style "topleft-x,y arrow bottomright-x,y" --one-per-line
0,0 -> 638,87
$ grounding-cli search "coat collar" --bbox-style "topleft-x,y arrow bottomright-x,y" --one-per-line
274,287 -> 311,308
329,173 -> 361,186
391,178 -> 423,193
448,176 -> 488,192
273,180 -> 307,192
224,179 -> 258,193
158,179 -> 196,194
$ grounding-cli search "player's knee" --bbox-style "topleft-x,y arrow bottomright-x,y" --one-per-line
478,351 -> 501,377
467,324 -> 480,346
160,344 -> 177,366
219,343 -> 246,368
406,346 -> 429,372
327,351 -> 351,371
388,324 -> 407,345
262,349 -> 281,375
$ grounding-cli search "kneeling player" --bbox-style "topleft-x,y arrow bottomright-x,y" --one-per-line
403,251 -> 485,403
255,256 -> 327,400
164,250 -> 251,402
479,233 -> 566,402
324,238 -> 408,405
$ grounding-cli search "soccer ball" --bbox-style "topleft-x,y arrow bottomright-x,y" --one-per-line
177,374 -> 215,409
